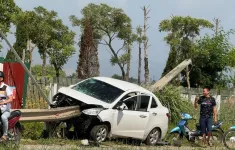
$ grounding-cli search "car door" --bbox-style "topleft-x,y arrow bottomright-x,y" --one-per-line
112,93 -> 151,139
144,96 -> 168,137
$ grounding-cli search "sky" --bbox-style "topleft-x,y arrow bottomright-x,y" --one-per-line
1,0 -> 235,81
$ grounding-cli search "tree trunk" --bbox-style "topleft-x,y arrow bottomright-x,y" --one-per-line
138,43 -> 142,85
143,6 -> 150,84
215,18 -> 220,36
90,41 -> 99,77
121,68 -> 126,80
186,65 -> 190,89
178,73 -> 181,86
55,69 -> 60,92
29,49 -> 33,73
78,19 -> 99,79
42,52 -> 47,78
144,56 -> 149,84
22,49 -> 25,62
125,43 -> 131,81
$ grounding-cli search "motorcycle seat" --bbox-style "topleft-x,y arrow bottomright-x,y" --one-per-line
8,110 -> 21,120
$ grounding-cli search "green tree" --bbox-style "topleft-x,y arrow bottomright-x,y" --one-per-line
159,16 -> 213,88
70,3 -> 134,80
31,64 -> 66,80
0,0 -> 19,50
192,27 -> 234,88
6,10 -> 37,71
47,21 -> 75,84
32,6 -> 59,77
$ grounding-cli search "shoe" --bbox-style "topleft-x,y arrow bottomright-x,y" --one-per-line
0,137 -> 7,142
208,142 -> 212,147
202,143 -> 207,148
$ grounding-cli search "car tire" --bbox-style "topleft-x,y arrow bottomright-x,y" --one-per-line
90,125 -> 109,143
145,128 -> 161,146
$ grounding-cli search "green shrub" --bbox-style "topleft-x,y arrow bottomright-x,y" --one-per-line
154,85 -> 195,123
218,102 -> 235,131
22,122 -> 44,140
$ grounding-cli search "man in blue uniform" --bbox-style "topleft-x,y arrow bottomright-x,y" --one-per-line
194,86 -> 217,147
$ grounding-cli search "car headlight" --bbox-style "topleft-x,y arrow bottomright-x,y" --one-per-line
82,108 -> 103,116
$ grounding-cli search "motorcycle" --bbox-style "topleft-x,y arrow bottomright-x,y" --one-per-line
223,125 -> 235,149
167,112 -> 224,147
0,110 -> 22,147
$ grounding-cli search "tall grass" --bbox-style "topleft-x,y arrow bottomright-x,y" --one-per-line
218,102 -> 235,130
154,85 -> 194,123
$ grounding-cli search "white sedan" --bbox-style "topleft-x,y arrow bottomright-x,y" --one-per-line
52,77 -> 169,145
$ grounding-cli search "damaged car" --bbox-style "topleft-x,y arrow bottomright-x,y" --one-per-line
51,77 -> 169,145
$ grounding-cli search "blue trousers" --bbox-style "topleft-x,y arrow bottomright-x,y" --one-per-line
1,111 -> 10,136
199,116 -> 213,134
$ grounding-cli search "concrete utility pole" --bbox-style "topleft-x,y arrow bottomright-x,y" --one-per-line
150,59 -> 192,91
0,31 -> 50,104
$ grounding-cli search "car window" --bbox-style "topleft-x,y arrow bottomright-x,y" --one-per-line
120,92 -> 137,101
114,93 -> 138,110
72,78 -> 124,103
123,96 -> 137,111
136,95 -> 150,112
151,97 -> 158,108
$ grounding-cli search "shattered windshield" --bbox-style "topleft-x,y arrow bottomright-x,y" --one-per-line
72,78 -> 124,103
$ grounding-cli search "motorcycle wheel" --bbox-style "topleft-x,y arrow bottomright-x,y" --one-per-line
211,130 -> 223,145
166,132 -> 182,147
223,129 -> 235,150
4,126 -> 21,149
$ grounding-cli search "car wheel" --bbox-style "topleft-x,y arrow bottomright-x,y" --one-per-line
90,125 -> 108,143
145,128 -> 161,146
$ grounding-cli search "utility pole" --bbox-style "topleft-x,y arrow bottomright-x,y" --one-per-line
150,59 -> 192,91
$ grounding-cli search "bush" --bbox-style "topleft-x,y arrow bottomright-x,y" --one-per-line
22,122 -> 44,140
154,85 -> 195,123
218,102 -> 235,130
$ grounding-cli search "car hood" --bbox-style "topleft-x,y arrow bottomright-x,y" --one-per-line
58,87 -> 110,108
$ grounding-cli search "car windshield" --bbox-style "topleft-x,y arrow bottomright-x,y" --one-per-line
72,78 -> 124,103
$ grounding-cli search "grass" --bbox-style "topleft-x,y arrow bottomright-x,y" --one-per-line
19,138 -> 227,150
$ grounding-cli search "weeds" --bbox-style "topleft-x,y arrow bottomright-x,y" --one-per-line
21,122 -> 44,140
154,85 -> 195,123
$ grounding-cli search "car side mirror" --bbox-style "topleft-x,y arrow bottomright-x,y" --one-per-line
116,101 -> 125,111
117,105 -> 125,111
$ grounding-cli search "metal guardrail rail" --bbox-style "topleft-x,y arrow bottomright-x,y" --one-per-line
11,106 -> 80,122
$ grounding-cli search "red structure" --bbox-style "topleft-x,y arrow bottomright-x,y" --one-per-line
3,62 -> 26,109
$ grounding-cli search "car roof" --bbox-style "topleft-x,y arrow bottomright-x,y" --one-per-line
93,77 -> 152,94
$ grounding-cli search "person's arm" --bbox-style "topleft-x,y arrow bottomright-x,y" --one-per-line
212,98 -> 217,123
213,106 -> 217,123
194,96 -> 200,109
0,86 -> 13,105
